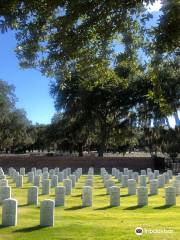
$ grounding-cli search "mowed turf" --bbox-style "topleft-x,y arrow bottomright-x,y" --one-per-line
0,175 -> 179,240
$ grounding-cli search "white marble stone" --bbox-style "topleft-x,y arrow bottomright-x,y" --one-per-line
110,186 -> 120,206
0,179 -> 8,187
2,198 -> 17,226
20,168 -> 25,176
123,168 -> 128,175
16,175 -> 23,188
54,168 -> 59,174
105,179 -> 115,194
82,186 -> 92,207
42,179 -> 50,195
165,187 -> 176,206
42,172 -> 49,180
139,175 -> 146,187
28,186 -> 38,205
141,170 -> 146,175
148,172 -> 154,183
58,172 -> 64,182
164,172 -> 170,184
34,175 -> 41,187
150,179 -> 158,195
36,169 -> 42,176
0,186 -> 11,203
51,175 -> 58,188
137,187 -> 148,206
128,170 -> 133,179
55,186 -> 65,206
28,172 -> 34,183
121,175 -> 128,187
167,170 -> 173,179
112,168 -> 116,176
172,180 -> 180,195
40,199 -> 55,226
158,175 -> 165,188
85,179 -> 93,187
69,174 -> 76,188
154,170 -> 159,178
88,167 -> 94,175
128,179 -> 136,195
43,167 -> 48,172
117,172 -> 123,182
132,172 -> 139,182
63,179 -> 72,195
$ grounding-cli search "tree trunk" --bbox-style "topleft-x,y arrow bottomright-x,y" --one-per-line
98,124 -> 107,157
78,143 -> 83,157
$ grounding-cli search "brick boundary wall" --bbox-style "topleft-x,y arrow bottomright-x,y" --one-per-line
0,155 -> 155,173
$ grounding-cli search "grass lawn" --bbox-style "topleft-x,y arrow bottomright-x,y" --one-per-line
0,175 -> 179,240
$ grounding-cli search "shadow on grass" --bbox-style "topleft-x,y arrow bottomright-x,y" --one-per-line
95,206 -> 115,210
13,225 -> 47,233
120,194 -> 130,197
123,205 -> 145,210
0,225 -> 11,229
72,194 -> 82,197
64,205 -> 85,211
153,205 -> 173,209
96,193 -> 107,196
18,203 -> 29,207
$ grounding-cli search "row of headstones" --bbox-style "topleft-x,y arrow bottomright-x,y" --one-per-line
5,167 -> 81,189
0,167 -> 83,204
2,198 -> 55,226
100,168 -> 180,206
0,168 -> 95,226
109,168 -> 180,194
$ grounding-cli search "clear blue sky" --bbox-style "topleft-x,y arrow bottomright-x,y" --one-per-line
0,1 -> 176,126
0,30 -> 55,124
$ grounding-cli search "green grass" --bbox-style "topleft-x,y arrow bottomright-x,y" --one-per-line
0,175 -> 179,240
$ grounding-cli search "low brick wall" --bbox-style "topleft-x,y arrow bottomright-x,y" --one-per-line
0,155 -> 154,173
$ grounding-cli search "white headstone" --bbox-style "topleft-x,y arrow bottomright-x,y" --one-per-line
121,175 -> 128,187
139,175 -> 146,187
16,175 -> 23,188
105,179 -> 115,194
55,186 -> 65,206
51,175 -> 58,188
110,186 -> 120,206
2,198 -> 17,226
165,186 -> 176,206
34,175 -> 40,187
82,186 -> 92,207
172,180 -> 180,195
42,179 -> 50,195
20,168 -> 25,176
128,179 -> 136,195
58,172 -> 64,182
0,179 -> 8,187
137,187 -> 148,206
28,172 -> 34,183
40,199 -> 55,226
69,174 -> 76,188
0,186 -> 11,203
28,186 -> 38,205
63,179 -> 72,195
158,175 -> 165,188
150,179 -> 158,195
